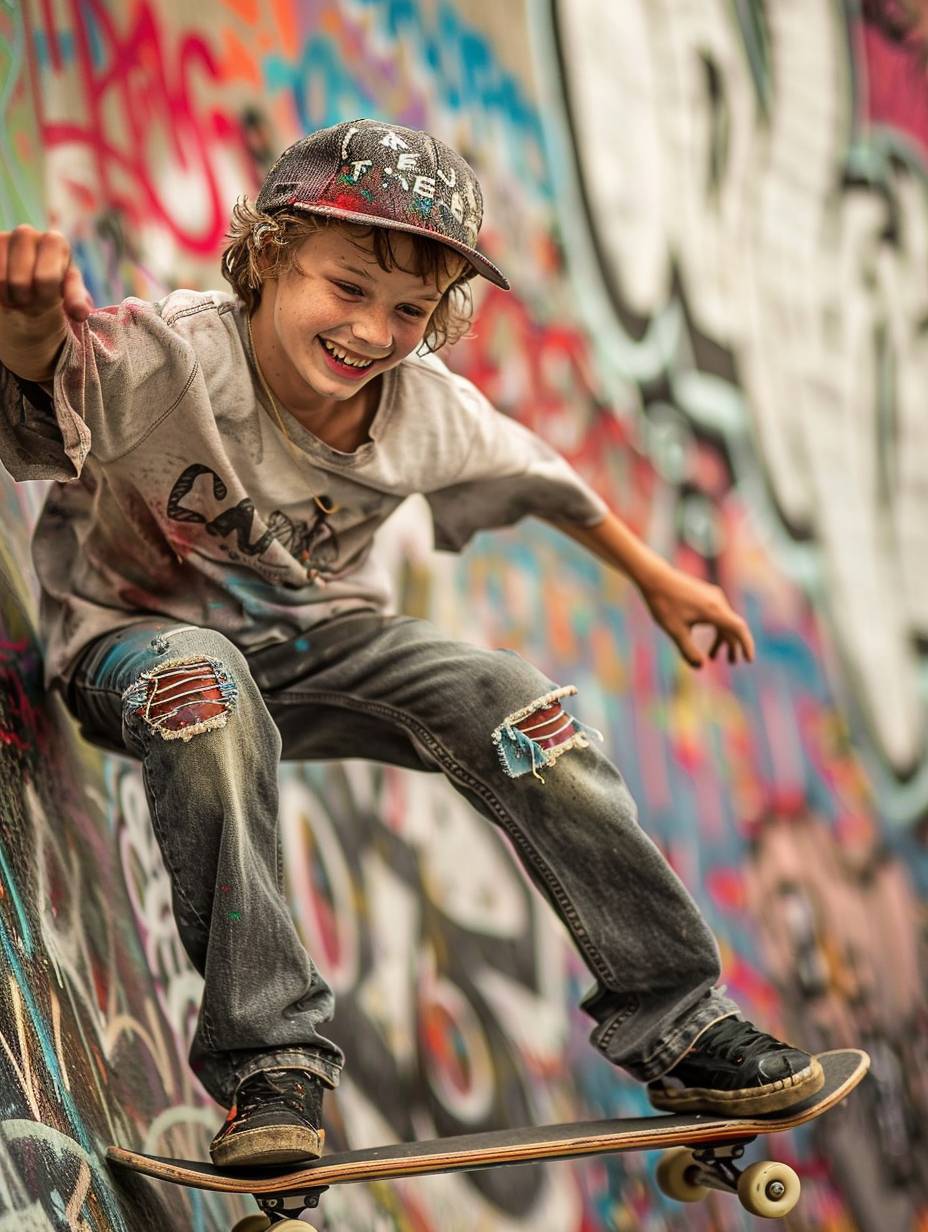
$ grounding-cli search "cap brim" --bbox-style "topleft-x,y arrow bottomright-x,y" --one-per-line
289,202 -> 510,291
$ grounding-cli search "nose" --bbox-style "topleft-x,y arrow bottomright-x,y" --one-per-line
350,306 -> 393,354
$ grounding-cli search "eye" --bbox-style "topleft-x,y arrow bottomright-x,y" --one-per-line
332,280 -> 362,296
398,304 -> 427,319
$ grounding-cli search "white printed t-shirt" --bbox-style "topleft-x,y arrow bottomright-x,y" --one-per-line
0,290 -> 607,690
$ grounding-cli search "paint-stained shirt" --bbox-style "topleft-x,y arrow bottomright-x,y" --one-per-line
0,289 -> 607,690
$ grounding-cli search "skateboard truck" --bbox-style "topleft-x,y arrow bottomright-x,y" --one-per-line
656,1137 -> 803,1217
254,1185 -> 327,1225
691,1138 -> 751,1189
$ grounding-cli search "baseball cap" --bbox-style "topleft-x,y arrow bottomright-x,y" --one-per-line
256,118 -> 510,290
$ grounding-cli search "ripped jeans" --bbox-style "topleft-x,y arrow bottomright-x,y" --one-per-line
65,611 -> 739,1106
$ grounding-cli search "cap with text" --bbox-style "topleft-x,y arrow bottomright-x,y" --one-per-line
256,118 -> 509,290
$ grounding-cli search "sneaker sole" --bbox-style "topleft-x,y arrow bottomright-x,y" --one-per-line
210,1124 -> 324,1168
649,1056 -> 825,1116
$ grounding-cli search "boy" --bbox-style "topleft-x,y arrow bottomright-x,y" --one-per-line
0,119 -> 822,1168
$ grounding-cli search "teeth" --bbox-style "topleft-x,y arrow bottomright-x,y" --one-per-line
322,339 -> 372,368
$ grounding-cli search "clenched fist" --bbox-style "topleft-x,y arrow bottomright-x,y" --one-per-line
0,224 -> 94,322
0,225 -> 95,382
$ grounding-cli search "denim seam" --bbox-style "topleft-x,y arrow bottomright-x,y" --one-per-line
145,775 -> 213,938
200,1006 -> 217,1052
75,682 -> 125,697
597,1002 -> 639,1048
105,358 -> 200,463
276,688 -> 618,988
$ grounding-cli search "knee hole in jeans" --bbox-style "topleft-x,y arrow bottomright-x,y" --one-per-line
122,654 -> 238,742
490,682 -> 604,783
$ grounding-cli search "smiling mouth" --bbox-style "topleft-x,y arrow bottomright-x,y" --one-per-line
319,337 -> 377,371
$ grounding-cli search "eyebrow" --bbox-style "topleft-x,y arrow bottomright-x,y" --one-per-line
336,261 -> 442,302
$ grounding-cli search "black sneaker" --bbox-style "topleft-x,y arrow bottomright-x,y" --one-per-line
648,1017 -> 825,1116
210,1068 -> 325,1167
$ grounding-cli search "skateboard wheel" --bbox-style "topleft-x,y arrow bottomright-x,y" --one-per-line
655,1147 -> 709,1203
737,1160 -> 801,1217
230,1218 -> 270,1232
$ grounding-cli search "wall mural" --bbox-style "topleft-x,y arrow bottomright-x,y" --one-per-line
0,1 -> 925,1230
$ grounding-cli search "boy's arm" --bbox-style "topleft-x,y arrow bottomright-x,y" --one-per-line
550,510 -> 755,669
0,225 -> 94,380
0,225 -> 191,482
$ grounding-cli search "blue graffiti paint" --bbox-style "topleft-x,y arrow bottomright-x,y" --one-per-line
263,41 -> 380,136
80,0 -> 106,71
30,30 -> 76,70
260,1 -> 548,196
0,843 -> 33,958
363,0 -> 549,191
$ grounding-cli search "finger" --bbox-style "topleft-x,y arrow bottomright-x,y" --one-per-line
714,610 -> 755,664
673,626 -> 705,669
726,621 -> 753,663
5,225 -> 41,307
740,622 -> 756,662
60,262 -> 93,321
33,231 -> 73,313
709,631 -> 737,664
0,232 -> 9,310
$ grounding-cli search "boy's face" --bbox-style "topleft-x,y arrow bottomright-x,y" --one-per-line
261,224 -> 451,404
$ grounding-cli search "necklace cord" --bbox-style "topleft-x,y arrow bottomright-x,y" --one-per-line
246,314 -> 341,516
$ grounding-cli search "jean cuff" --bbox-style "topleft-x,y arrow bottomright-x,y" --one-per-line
233,1049 -> 341,1094
594,980 -> 744,1079
609,988 -> 742,1082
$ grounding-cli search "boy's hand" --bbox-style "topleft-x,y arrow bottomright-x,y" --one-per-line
551,512 -> 756,669
0,224 -> 94,323
639,565 -> 755,669
0,225 -> 94,381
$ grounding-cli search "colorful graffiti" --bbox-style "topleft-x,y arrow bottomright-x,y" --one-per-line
0,587 -> 259,1228
539,0 -> 928,822
0,1 -> 925,1230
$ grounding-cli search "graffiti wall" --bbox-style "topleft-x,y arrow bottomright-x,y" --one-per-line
0,1 -> 925,1230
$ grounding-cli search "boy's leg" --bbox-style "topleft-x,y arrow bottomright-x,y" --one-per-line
253,613 -> 744,1085
257,611 -> 824,1113
67,621 -> 343,1115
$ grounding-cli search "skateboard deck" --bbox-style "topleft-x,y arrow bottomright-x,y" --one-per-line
107,1048 -> 868,1226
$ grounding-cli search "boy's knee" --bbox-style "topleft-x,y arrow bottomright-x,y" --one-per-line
123,646 -> 239,742
487,651 -> 603,783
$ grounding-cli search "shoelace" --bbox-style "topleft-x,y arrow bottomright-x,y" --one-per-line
237,1070 -> 312,1117
699,1019 -> 793,1064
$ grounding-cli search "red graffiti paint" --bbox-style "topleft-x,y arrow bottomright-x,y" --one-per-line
26,0 -> 251,253
857,11 -> 928,159
0,648 -> 47,751
451,286 -> 641,523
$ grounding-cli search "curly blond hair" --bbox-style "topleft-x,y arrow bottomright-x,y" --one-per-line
221,198 -> 475,352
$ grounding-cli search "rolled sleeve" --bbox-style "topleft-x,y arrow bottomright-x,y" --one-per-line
0,329 -> 90,481
0,298 -> 196,482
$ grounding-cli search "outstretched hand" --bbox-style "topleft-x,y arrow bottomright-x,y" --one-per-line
0,225 -> 94,382
0,224 -> 94,323
639,566 -> 755,669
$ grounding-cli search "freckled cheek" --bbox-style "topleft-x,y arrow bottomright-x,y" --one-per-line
393,320 -> 430,357
279,310 -> 328,360
278,286 -> 338,338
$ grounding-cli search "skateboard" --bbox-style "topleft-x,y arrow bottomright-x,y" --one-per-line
107,1048 -> 868,1227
